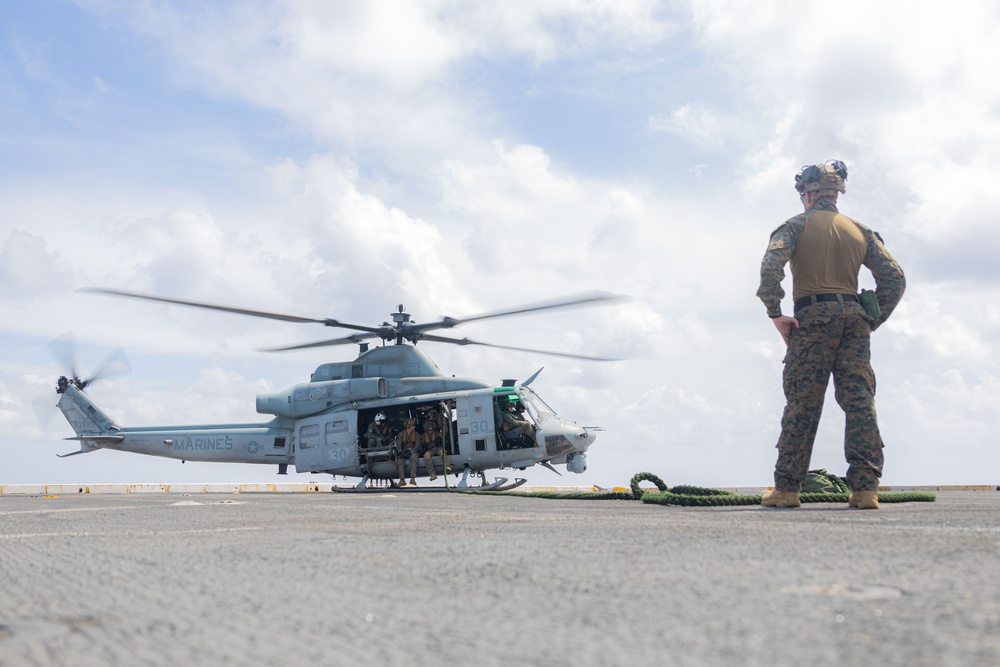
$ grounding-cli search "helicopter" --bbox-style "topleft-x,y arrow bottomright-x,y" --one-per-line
51,288 -> 625,490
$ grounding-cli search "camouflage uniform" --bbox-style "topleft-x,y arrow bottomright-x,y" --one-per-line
501,405 -> 535,445
420,411 -> 448,481
365,421 -> 394,450
396,419 -> 420,485
758,198 -> 905,493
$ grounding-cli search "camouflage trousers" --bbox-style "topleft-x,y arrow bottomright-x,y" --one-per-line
395,449 -> 418,481
773,301 -> 883,493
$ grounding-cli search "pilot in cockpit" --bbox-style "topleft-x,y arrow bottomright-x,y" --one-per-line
501,401 -> 535,446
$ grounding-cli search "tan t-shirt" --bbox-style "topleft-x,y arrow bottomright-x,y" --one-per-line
790,210 -> 867,301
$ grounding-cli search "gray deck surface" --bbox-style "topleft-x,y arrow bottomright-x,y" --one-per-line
1,490 -> 998,666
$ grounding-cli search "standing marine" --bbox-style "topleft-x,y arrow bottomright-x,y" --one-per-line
756,160 -> 905,509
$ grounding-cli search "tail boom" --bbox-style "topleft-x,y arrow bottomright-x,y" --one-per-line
55,378 -> 121,455
55,378 -> 292,465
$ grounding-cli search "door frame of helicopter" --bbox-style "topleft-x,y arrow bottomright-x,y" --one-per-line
291,397 -> 461,481
456,390 -> 542,471
289,387 -> 546,485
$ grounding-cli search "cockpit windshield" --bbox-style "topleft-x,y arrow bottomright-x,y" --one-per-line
518,388 -> 557,425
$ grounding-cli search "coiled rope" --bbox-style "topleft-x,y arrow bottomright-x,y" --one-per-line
463,472 -> 937,506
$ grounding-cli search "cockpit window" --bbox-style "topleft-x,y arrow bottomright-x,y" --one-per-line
519,388 -> 556,424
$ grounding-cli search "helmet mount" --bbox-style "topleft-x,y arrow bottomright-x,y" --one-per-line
795,160 -> 847,195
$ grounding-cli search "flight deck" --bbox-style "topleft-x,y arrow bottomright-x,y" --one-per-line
1,489 -> 997,665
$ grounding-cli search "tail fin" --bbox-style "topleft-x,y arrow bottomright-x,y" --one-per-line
55,377 -> 123,454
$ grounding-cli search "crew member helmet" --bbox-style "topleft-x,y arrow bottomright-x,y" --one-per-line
374,413 -> 386,424
794,160 -> 847,195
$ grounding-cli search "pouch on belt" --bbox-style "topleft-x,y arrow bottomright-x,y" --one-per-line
859,289 -> 881,320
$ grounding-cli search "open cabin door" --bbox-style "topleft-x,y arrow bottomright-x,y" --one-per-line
294,413 -> 357,473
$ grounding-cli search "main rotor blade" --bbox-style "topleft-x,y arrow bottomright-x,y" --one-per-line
417,333 -> 621,362
261,333 -> 381,352
407,290 -> 628,335
80,288 -> 326,323
79,288 -> 382,334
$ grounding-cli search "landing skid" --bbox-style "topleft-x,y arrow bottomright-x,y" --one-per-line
491,478 -> 527,492
331,476 -> 526,493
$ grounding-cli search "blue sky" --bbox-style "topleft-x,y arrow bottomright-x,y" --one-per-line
2,0 -> 999,488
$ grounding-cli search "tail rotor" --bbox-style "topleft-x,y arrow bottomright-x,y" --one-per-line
34,333 -> 131,431
47,332 -> 131,391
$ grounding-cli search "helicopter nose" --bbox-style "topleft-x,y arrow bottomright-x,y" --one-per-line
568,423 -> 597,450
538,421 -> 595,460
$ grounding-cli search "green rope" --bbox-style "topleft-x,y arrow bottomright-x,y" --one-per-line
642,489 -> 937,506
803,469 -> 851,494
463,472 -> 937,506
630,472 -> 668,498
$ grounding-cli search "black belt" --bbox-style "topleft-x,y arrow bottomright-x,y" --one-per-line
793,293 -> 858,314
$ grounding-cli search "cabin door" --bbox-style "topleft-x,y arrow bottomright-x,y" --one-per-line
294,414 -> 356,473
455,394 -> 497,465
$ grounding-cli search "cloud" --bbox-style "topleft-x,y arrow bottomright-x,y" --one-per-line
65,0 -> 680,176
111,208 -> 228,295
649,104 -> 737,151
440,141 -> 585,228
687,3 -> 1000,194
268,154 -> 463,321
4,1 -> 1000,488
0,230 -> 79,300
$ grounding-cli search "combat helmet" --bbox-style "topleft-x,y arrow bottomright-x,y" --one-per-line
794,160 -> 847,195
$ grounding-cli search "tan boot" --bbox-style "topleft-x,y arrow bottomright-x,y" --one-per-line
425,454 -> 437,481
409,477 -> 417,486
849,490 -> 879,510
397,479 -> 407,487
760,490 -> 801,508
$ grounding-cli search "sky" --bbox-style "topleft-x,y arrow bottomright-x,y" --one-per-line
2,0 -> 998,489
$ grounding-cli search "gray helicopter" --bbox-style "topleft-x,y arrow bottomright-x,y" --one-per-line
52,289 -> 623,490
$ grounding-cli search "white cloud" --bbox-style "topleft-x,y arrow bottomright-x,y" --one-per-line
0,230 -> 79,300
3,1 -> 1000,488
76,0 -> 676,167
649,104 -> 737,151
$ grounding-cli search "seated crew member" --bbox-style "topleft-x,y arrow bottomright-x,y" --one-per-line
501,401 -> 535,447
365,413 -> 394,450
420,409 -> 450,481
396,418 -> 420,487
